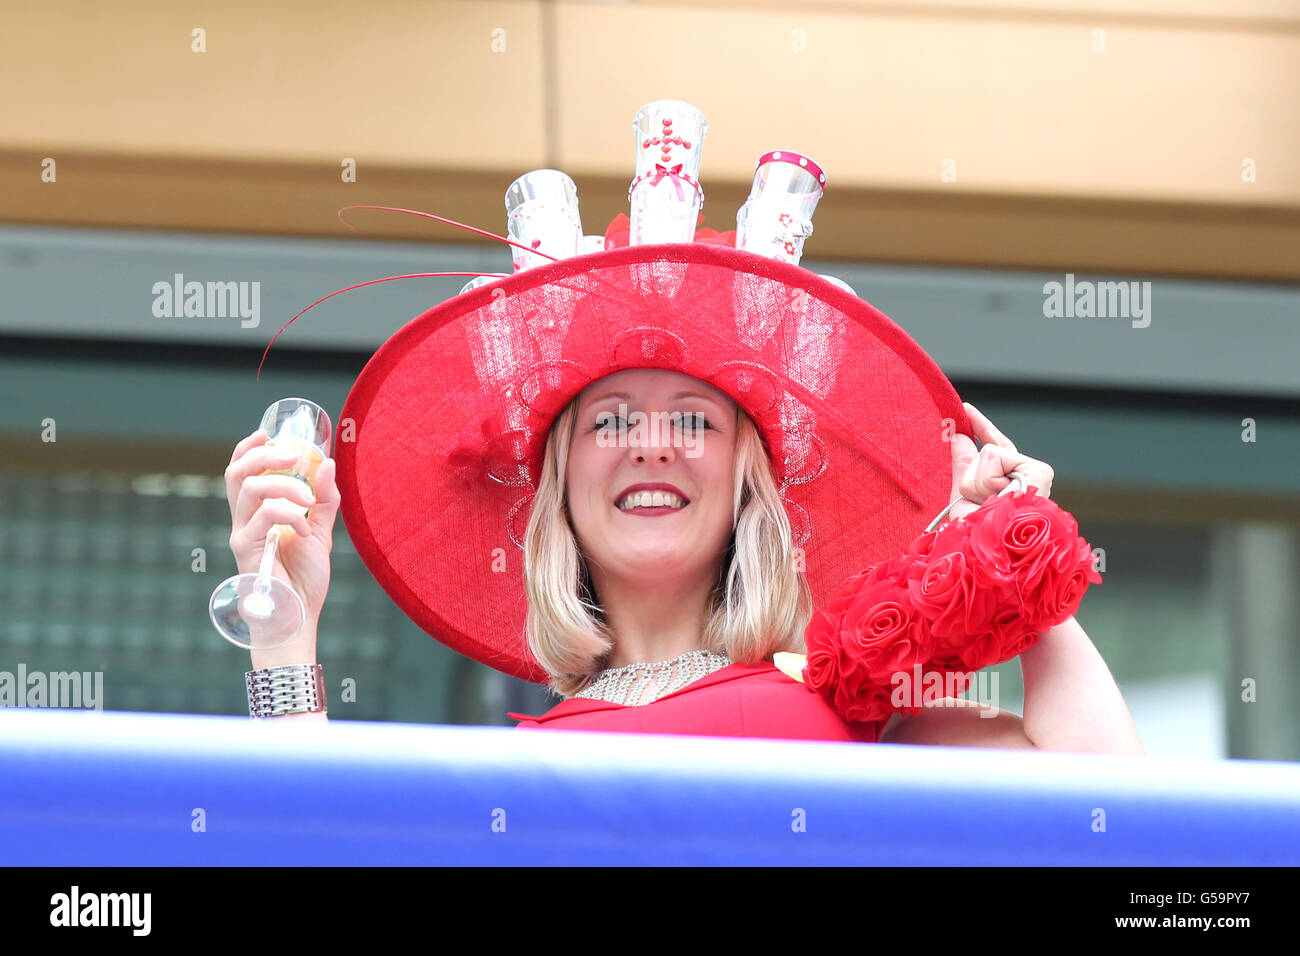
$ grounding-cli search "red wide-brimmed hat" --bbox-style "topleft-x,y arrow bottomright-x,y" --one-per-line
297,101 -> 977,684
331,237 -> 972,684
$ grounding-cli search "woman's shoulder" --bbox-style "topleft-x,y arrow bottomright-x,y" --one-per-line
509,658 -> 883,743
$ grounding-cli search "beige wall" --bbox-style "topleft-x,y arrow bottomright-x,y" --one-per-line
2,0 -> 1297,278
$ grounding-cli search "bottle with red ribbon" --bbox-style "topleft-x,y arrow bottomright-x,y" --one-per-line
628,99 -> 708,245
735,149 -> 826,267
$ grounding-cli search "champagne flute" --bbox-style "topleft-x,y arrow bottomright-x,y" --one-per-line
210,398 -> 332,650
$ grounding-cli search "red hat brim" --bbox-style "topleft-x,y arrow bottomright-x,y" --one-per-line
336,242 -> 972,684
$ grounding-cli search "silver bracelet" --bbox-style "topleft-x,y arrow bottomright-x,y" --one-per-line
924,471 -> 1028,533
246,663 -> 327,719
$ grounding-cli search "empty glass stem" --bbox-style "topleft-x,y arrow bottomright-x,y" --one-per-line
255,527 -> 283,596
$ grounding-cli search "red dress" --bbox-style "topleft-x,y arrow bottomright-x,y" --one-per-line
509,658 -> 884,743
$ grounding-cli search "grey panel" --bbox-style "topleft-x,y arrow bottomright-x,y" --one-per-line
2,224 -> 1297,398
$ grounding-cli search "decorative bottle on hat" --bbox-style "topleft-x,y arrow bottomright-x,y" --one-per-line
735,150 -> 826,266
504,169 -> 584,272
628,100 -> 708,245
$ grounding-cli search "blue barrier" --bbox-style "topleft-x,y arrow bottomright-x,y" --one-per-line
2,708 -> 1298,865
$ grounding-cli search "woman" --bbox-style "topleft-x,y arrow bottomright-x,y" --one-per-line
229,107 -> 1140,750
227,353 -> 1141,752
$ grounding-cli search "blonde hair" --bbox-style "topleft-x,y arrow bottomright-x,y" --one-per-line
523,394 -> 813,700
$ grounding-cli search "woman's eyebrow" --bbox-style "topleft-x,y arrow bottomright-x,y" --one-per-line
582,389 -> 727,409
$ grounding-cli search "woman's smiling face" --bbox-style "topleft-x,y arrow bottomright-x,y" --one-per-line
565,368 -> 739,587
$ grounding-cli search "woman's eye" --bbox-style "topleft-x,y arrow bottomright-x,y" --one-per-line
591,414 -> 712,433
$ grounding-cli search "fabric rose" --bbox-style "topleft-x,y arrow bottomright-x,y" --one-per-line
925,642 -> 968,674
963,606 -> 1023,670
825,552 -> 920,617
907,549 -> 1000,641
796,486 -> 1101,728
864,552 -> 924,588
1029,557 -> 1100,630
824,568 -> 873,617
801,608 -> 842,696
958,629 -> 1000,673
1001,626 -> 1041,660
965,486 -> 1081,594
833,679 -> 894,725
905,528 -> 940,562
803,642 -> 840,697
840,584 -> 933,685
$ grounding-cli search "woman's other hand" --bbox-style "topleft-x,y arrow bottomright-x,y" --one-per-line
947,402 -> 1055,522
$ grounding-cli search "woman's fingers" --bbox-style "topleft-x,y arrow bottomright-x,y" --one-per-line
962,443 -> 1055,501
226,444 -> 305,518
228,442 -> 301,485
230,497 -> 314,555
225,430 -> 268,517
303,457 -> 340,543
949,432 -> 978,492
963,402 -> 1017,453
228,428 -> 268,467
233,473 -> 316,531
959,442 -> 1019,502
958,443 -> 987,502
949,403 -> 1055,517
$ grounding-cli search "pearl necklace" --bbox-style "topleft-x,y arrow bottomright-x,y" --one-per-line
572,649 -> 733,706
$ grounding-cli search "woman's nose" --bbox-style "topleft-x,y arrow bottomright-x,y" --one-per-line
626,412 -> 679,462
629,438 -> 677,463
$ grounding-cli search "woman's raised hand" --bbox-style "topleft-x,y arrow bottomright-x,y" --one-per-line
224,428 -> 341,660
947,402 -> 1055,522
